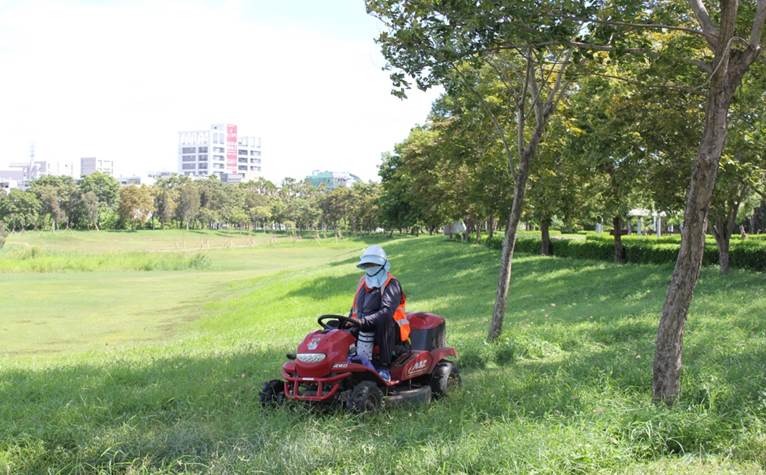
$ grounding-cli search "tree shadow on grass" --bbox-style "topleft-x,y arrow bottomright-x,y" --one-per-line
287,238 -> 678,337
281,238 -> 766,409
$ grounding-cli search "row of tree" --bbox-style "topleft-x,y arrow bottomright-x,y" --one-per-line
367,0 -> 766,404
380,59 -> 766,270
0,173 -> 384,235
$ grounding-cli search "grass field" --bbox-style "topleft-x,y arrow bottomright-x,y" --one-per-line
1,230 -> 766,473
0,231 -> 360,356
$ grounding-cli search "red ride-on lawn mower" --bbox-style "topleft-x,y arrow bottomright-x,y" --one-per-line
260,312 -> 460,412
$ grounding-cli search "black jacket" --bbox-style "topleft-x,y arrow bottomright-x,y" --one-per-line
351,278 -> 402,367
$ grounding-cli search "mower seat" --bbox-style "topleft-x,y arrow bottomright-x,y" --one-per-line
391,342 -> 410,360
406,312 -> 447,350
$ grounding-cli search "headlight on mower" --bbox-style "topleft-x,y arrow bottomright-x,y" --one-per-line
296,353 -> 326,363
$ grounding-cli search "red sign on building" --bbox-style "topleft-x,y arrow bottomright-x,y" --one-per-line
226,124 -> 238,174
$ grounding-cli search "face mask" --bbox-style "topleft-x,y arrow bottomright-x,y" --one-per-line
365,265 -> 383,277
363,261 -> 389,288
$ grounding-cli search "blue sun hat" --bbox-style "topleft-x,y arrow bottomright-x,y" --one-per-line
357,245 -> 387,268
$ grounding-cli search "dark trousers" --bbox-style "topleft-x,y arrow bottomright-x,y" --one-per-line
366,314 -> 397,368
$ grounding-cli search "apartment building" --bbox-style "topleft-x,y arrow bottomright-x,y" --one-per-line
0,160 -> 74,189
81,157 -> 115,177
178,123 -> 262,181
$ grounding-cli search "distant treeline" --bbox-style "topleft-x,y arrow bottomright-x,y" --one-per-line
0,173 -> 383,234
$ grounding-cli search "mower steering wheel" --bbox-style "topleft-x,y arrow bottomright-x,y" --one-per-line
317,314 -> 360,331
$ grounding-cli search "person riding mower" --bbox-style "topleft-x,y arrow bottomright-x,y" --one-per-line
347,245 -> 409,381
259,245 -> 461,411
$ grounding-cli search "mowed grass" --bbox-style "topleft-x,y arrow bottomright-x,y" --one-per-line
1,232 -> 766,473
0,230 -> 328,273
0,230 -> 361,356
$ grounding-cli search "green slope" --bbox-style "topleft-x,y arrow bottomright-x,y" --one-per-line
1,233 -> 765,473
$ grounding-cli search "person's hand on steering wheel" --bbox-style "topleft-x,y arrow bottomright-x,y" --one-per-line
343,318 -> 358,329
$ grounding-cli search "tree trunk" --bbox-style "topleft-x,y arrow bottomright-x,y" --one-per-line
652,59 -> 738,405
488,148 -> 533,341
613,216 -> 625,263
463,220 -> 471,242
712,199 -> 739,274
753,200 -> 766,232
488,216 -> 495,240
652,0 -> 766,404
540,218 -> 552,256
717,233 -> 730,274
487,49 -> 570,342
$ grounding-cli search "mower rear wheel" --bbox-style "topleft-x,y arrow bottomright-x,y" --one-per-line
259,379 -> 286,408
431,361 -> 461,399
347,381 -> 383,413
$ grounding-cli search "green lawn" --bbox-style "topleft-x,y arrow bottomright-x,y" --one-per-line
0,230 -> 361,356
1,231 -> 765,473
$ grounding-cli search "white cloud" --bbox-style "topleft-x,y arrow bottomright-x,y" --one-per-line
0,0 -> 439,182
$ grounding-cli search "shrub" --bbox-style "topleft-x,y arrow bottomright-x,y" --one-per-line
730,241 -> 766,271
485,235 -> 504,250
514,238 -> 539,254
554,239 -> 614,261
586,234 -> 683,245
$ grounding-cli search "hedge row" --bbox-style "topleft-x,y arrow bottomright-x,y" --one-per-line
483,236 -> 766,272
584,232 -> 766,244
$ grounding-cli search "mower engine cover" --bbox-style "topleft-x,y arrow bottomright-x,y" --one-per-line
293,329 -> 355,378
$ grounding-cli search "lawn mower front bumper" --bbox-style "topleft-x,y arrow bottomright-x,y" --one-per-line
281,369 -> 351,402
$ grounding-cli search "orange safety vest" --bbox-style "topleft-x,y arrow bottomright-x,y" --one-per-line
351,272 -> 410,342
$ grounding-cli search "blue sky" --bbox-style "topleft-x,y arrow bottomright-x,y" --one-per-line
0,0 -> 439,181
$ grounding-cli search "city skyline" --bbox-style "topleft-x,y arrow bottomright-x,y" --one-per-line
0,0 -> 439,184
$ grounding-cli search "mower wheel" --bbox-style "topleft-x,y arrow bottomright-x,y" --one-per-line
259,379 -> 286,408
347,381 -> 383,413
430,361 -> 461,399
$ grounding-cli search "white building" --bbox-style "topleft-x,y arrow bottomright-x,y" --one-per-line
0,160 -> 74,189
0,170 -> 24,188
81,157 -> 114,177
0,178 -> 19,192
34,160 -> 74,178
178,123 -> 262,181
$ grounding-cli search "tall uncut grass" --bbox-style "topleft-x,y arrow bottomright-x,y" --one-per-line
0,247 -> 210,272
